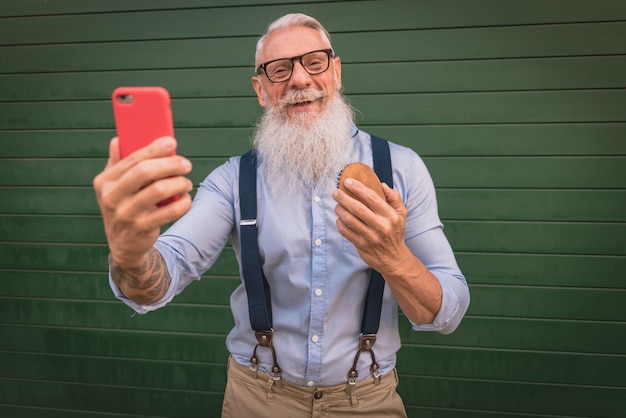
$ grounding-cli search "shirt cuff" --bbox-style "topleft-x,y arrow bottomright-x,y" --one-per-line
411,272 -> 467,334
108,271 -> 177,315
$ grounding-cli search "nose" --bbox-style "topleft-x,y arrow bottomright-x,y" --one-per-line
289,60 -> 311,87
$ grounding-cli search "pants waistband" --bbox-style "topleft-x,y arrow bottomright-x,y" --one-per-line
227,356 -> 398,401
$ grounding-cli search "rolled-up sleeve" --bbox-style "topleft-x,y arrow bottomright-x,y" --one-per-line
397,145 -> 470,334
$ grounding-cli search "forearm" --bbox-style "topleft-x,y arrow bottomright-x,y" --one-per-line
382,245 -> 443,325
109,247 -> 171,305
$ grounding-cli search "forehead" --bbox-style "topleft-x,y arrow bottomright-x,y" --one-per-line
258,26 -> 329,65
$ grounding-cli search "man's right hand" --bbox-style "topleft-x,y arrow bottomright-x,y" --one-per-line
93,136 -> 193,271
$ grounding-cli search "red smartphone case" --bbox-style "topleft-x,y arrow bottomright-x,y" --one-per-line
112,86 -> 179,206
112,86 -> 175,158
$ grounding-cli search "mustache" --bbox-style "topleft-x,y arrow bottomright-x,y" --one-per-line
279,88 -> 325,106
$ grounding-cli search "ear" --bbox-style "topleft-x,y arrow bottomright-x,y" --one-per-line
251,75 -> 266,108
333,56 -> 342,90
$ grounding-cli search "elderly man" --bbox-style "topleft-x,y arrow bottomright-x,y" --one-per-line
94,13 -> 469,418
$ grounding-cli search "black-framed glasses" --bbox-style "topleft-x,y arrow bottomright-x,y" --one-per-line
256,49 -> 334,83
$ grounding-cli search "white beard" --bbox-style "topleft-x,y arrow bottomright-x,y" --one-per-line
252,89 -> 355,196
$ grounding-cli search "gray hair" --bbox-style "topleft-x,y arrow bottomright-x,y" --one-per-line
255,13 -> 333,68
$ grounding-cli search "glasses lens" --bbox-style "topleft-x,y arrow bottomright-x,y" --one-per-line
262,50 -> 331,82
302,50 -> 330,75
265,59 -> 293,83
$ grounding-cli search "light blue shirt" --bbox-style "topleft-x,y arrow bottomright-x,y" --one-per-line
110,127 -> 470,387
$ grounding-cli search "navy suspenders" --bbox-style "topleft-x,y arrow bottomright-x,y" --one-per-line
238,135 -> 393,390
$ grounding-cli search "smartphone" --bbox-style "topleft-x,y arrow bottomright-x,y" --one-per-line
112,86 -> 179,206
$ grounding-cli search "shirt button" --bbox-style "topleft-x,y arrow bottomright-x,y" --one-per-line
315,288 -> 322,296
307,380 -> 315,387
312,335 -> 319,343
314,239 -> 322,246
313,195 -> 321,203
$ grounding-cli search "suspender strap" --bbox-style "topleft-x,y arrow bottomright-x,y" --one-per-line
239,150 -> 273,332
360,135 -> 393,335
371,135 -> 393,187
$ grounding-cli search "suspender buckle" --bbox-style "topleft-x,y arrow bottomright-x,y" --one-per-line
240,219 -> 257,227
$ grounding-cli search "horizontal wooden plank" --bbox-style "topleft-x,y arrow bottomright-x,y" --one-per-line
0,351 -> 226,392
339,21 -> 626,64
0,249 -> 623,293
398,375 -> 625,417
3,1 -> 626,43
0,215 -> 106,243
438,189 -> 626,222
0,270 -> 239,302
2,0 -> 625,27
3,55 -> 626,102
3,187 -> 622,223
0,128 -> 253,158
2,123 -> 625,158
0,98 -> 263,129
2,215 -> 624,256
2,22 -> 626,74
373,123 -> 626,157
456,253 -> 626,288
0,325 -> 230,363
0,243 -> 233,276
467,285 -> 626,321
1,325 -> 623,390
396,345 -> 626,387
353,90 -> 626,125
427,156 -> 626,189
0,158 -> 223,186
0,405 -> 154,418
345,55 -> 626,94
403,407 -> 551,418
0,187 -> 102,215
3,269 -> 621,322
2,156 -> 624,190
446,221 -> 626,256
401,316 -> 626,355
0,379 -> 224,418
1,299 -> 623,355
0,299 -> 235,334
4,323 -> 618,387
3,90 -> 625,130
0,248 -> 626,294
0,0 -> 347,18
1,346 -> 623,396
0,243 -> 109,272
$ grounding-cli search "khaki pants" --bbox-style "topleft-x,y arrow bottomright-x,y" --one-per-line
221,356 -> 408,418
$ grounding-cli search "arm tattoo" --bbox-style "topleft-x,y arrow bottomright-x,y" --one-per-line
109,248 -> 171,304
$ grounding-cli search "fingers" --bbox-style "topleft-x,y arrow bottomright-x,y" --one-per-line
115,189 -> 193,234
332,178 -> 407,245
106,137 -> 121,168
105,136 -> 179,180
332,178 -> 390,219
96,136 -> 192,208
332,181 -> 383,241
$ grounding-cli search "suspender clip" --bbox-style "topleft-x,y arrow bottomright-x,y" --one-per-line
250,330 -> 283,387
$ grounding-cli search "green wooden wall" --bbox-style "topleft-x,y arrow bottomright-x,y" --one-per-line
1,1 -> 625,417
